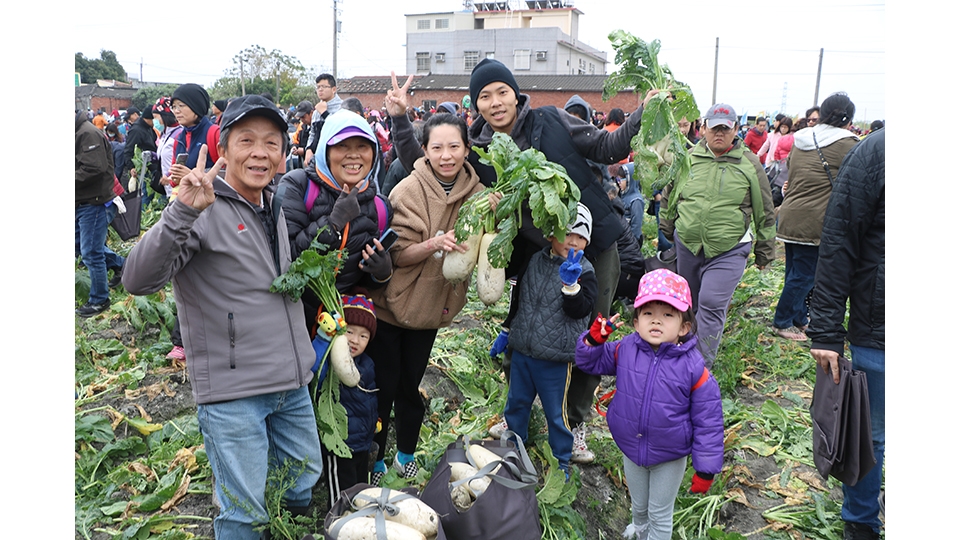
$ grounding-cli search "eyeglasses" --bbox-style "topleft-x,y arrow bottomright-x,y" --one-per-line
171,104 -> 188,112
807,117 -> 819,124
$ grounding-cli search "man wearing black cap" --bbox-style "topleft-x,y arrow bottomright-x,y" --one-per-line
122,104 -> 158,187
122,95 -> 322,539
119,106 -> 140,138
289,100 -> 314,169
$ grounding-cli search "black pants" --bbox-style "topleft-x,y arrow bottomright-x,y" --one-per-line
365,319 -> 438,461
321,446 -> 370,513
171,315 -> 183,347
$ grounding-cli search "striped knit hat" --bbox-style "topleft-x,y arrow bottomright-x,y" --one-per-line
341,292 -> 377,339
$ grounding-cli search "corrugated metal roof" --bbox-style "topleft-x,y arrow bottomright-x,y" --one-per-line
339,73 -> 620,93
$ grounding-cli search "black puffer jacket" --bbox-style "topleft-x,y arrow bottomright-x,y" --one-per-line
807,129 -> 884,353
278,159 -> 390,294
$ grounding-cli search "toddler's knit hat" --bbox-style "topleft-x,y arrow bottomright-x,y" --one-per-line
341,291 -> 377,339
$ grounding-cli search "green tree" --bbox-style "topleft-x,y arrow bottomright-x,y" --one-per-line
75,50 -> 128,83
131,84 -> 180,111
209,45 -> 311,105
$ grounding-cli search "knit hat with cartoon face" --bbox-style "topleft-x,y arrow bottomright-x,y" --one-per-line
341,292 -> 377,339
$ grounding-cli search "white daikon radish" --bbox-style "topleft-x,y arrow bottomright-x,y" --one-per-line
465,443 -> 502,475
330,515 -> 426,540
442,233 -> 482,283
449,462 -> 491,498
352,488 -> 439,537
476,233 -> 505,306
329,334 -> 360,387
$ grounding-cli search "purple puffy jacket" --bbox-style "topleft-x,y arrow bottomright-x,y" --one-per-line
576,332 -> 724,474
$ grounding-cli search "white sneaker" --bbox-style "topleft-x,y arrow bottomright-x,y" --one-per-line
571,423 -> 595,464
488,418 -> 508,439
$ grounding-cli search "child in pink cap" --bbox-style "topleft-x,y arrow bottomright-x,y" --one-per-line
575,269 -> 725,540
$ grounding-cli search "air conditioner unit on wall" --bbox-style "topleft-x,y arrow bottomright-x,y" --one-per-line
536,51 -> 547,61
436,53 -> 445,62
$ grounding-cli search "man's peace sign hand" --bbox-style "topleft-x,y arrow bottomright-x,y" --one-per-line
178,144 -> 224,211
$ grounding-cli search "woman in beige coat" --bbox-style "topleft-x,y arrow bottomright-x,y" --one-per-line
366,113 -> 489,483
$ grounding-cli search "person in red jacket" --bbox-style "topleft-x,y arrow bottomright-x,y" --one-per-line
742,116 -> 768,157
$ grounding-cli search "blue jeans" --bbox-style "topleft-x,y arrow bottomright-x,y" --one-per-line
773,243 -> 819,329
842,345 -> 885,532
75,203 -> 124,304
504,351 -> 573,472
197,386 -> 323,540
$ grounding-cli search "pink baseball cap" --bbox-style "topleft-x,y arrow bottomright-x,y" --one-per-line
634,269 -> 692,312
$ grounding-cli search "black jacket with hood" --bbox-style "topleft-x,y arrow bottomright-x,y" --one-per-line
807,130 -> 884,353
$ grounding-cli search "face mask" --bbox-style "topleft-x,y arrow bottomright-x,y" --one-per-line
155,120 -> 165,131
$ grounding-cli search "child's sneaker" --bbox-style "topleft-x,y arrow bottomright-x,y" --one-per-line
392,455 -> 419,479
166,345 -> 186,362
571,423 -> 595,464
488,418 -> 509,439
370,470 -> 385,486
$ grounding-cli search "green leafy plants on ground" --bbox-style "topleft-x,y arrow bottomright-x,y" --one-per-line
75,192 -> 878,539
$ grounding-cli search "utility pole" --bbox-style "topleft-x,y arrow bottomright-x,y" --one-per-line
275,61 -> 280,104
781,82 -> 788,113
240,56 -> 246,96
140,58 -> 143,83
712,38 -> 719,105
813,48 -> 823,106
333,0 -> 339,79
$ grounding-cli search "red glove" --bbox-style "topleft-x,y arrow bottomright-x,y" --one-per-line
690,472 -> 714,494
586,313 -> 615,345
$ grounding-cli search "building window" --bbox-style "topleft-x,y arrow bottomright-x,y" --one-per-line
417,19 -> 430,30
475,19 -> 484,29
514,49 -> 531,70
464,51 -> 479,71
589,63 -> 595,74
435,18 -> 449,29
422,100 -> 437,111
416,52 -> 431,72
486,51 -> 496,59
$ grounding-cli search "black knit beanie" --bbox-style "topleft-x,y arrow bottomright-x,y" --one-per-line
469,58 -> 520,111
172,83 -> 211,118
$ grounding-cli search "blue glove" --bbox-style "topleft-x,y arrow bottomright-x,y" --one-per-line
489,329 -> 510,358
311,335 -> 331,384
559,248 -> 584,286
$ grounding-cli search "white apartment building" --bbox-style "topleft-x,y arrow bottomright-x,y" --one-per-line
405,1 -> 608,76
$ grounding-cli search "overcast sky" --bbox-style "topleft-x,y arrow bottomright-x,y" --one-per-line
74,0 -> 885,123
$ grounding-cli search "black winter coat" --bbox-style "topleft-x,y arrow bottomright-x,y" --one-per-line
123,118 -> 158,174
807,130 -> 884,353
278,159 -> 391,294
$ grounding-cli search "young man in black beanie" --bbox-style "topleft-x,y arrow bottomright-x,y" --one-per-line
384,60 -> 660,464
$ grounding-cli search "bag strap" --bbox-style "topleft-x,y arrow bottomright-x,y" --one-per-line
374,195 -> 388,237
328,488 -> 416,540
812,131 -> 833,185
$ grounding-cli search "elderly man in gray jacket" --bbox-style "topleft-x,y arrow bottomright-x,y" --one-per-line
123,95 -> 321,540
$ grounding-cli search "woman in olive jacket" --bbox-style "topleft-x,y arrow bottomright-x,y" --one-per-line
772,93 -> 859,341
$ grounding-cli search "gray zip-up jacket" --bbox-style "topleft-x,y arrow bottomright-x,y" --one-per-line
122,180 -> 315,405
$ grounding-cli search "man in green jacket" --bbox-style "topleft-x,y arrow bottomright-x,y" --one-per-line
660,103 -> 776,368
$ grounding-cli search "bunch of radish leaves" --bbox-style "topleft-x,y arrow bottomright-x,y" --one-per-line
270,234 -> 352,457
454,132 -> 580,268
603,30 -> 699,197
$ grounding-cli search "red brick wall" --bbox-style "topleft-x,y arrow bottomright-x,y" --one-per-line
90,96 -> 132,114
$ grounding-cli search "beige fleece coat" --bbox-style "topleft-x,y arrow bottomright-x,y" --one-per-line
369,157 -> 483,329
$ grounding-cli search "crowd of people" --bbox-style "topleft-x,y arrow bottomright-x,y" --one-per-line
76,62 -> 884,540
